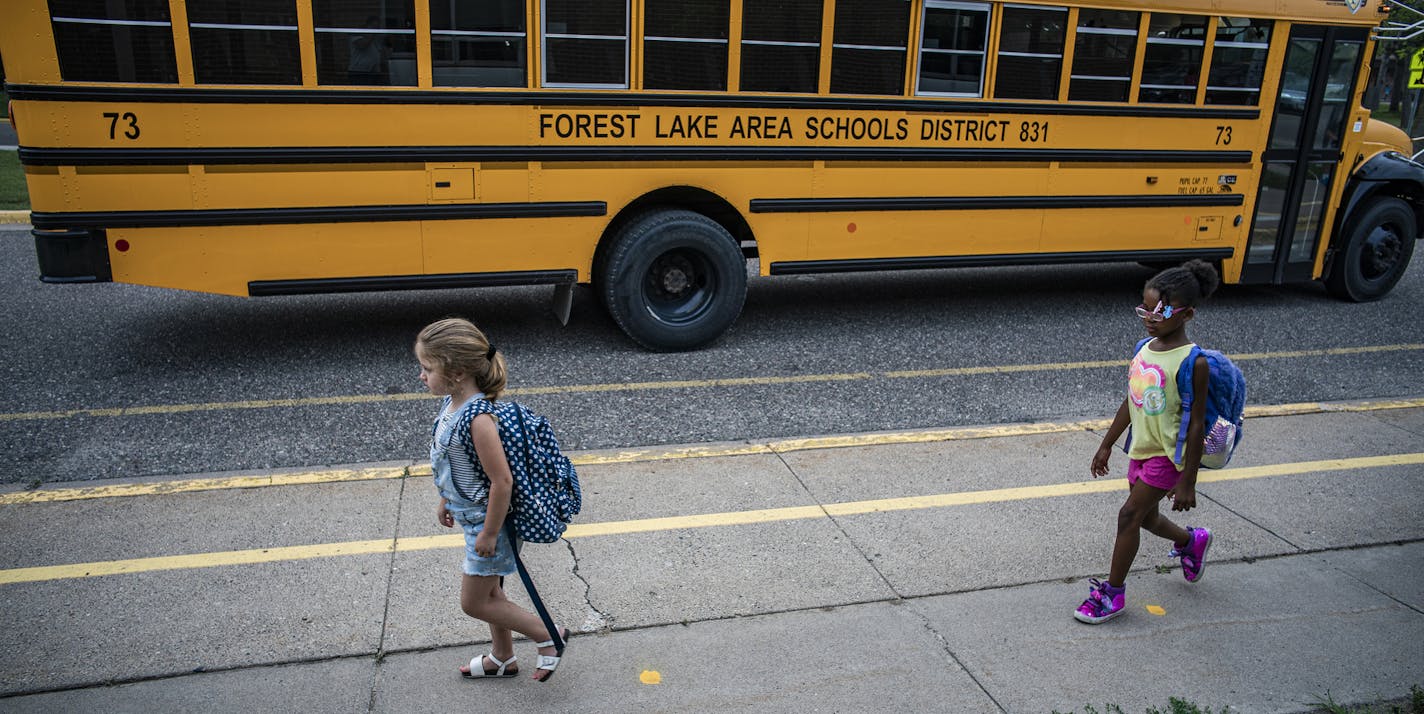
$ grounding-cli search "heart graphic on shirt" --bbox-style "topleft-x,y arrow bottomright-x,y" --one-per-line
1128,357 -> 1168,415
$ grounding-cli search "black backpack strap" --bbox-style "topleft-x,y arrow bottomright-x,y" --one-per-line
503,520 -> 565,655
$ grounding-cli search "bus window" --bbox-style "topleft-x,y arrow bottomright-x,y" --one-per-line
1206,18 -> 1272,106
740,0 -> 822,93
916,0 -> 990,97
543,0 -> 629,88
188,0 -> 301,85
830,0 -> 911,96
313,0 -> 417,86
47,0 -> 178,83
430,0 -> 528,88
1271,37 -> 1320,150
643,0 -> 729,91
993,4 -> 1067,101
1139,13 -> 1207,104
1068,8 -> 1138,102
1315,39 -> 1364,152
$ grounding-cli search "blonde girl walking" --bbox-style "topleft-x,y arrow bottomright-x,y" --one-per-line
416,318 -> 568,680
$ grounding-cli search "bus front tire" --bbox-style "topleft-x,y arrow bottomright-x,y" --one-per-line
1325,197 -> 1417,302
598,209 -> 747,351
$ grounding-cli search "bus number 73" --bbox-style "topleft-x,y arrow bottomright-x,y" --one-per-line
104,112 -> 140,140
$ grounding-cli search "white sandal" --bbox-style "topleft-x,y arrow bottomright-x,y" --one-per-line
532,627 -> 569,682
461,652 -> 518,679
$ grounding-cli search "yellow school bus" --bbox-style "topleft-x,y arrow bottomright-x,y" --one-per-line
2,0 -> 1419,350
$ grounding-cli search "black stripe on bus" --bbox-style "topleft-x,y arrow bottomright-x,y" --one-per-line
28,201 -> 607,230
769,248 -> 1235,276
248,269 -> 577,297
18,146 -> 1254,166
5,83 -> 1261,120
751,194 -> 1246,213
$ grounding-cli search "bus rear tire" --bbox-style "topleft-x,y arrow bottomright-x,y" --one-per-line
598,209 -> 747,351
1324,197 -> 1417,302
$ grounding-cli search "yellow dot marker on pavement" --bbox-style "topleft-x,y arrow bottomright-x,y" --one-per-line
640,670 -> 662,685
1146,605 -> 1167,616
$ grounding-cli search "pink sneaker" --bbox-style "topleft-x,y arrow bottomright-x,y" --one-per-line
1073,579 -> 1125,624
1170,527 -> 1213,583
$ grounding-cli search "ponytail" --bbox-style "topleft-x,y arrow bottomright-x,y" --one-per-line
477,347 -> 508,401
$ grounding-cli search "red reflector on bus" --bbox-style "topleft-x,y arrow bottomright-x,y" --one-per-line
115,239 -> 130,252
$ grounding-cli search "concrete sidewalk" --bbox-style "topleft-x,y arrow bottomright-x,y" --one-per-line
1,403 -> 1421,713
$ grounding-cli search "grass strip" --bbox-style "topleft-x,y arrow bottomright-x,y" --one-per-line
0,149 -> 29,210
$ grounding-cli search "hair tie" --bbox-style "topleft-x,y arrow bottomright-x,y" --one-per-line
485,344 -> 497,360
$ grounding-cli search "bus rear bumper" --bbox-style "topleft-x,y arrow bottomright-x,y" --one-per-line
33,228 -> 113,284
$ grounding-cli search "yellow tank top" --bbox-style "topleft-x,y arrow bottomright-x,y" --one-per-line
1127,341 -> 1196,466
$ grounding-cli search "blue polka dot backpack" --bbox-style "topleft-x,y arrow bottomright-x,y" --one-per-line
452,398 -> 583,543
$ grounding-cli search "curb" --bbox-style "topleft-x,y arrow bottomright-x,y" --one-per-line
0,210 -> 31,224
4,395 -> 1421,505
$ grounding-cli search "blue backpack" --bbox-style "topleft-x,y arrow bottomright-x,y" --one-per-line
452,399 -> 582,543
1131,338 -> 1246,469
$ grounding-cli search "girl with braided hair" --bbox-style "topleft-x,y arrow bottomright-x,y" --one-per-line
416,318 -> 568,680
1075,260 -> 1220,624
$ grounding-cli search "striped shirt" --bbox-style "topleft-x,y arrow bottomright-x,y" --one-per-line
431,394 -> 491,510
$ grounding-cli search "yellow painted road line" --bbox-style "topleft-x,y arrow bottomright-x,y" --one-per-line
3,344 -> 1421,423
2,452 -> 1419,586
766,419 -> 1113,453
0,466 -> 409,505
5,397 -> 1423,506
0,538 -> 398,584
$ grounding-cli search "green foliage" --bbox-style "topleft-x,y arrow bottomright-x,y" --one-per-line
1310,685 -> 1424,714
1050,691 -> 1424,714
1053,701 -> 1228,714
1377,16 -> 1424,66
1144,698 -> 1231,714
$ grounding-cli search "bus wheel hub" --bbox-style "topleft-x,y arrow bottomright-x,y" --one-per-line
653,256 -> 694,296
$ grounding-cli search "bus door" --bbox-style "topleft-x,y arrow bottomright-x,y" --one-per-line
1241,24 -> 1367,284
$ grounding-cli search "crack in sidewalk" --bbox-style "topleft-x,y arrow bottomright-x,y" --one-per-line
563,538 -> 612,632
367,471 -> 409,713
768,447 -> 904,600
904,602 -> 1009,714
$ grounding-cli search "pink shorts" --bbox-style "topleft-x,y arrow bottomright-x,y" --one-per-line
1128,456 -> 1183,490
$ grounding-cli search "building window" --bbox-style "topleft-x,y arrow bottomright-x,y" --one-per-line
644,0 -> 728,91
1206,18 -> 1272,106
740,0 -> 822,94
917,1 -> 990,97
830,0 -> 910,96
430,0 -> 526,87
994,4 -> 1066,100
48,0 -> 178,83
543,0 -> 628,88
1068,8 -> 1138,102
1139,13 -> 1207,104
188,0 -> 301,85
313,0 -> 417,86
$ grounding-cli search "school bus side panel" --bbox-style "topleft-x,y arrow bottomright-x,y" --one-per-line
108,223 -> 426,296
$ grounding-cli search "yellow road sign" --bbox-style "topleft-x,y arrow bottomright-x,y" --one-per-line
1412,48 -> 1424,88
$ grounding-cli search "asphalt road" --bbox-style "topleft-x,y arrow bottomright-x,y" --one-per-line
1,224 -> 1421,484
